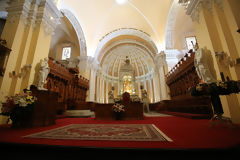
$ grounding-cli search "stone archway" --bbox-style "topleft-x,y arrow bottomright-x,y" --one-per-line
60,9 -> 87,56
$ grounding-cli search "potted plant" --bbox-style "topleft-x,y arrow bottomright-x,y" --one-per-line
0,90 -> 37,128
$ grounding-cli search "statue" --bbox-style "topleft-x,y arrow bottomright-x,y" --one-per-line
194,43 -> 217,83
37,57 -> 50,90
142,90 -> 150,113
108,90 -> 114,103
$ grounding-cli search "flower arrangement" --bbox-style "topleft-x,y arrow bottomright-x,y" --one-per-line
130,94 -> 141,102
190,80 -> 240,96
0,91 -> 37,125
112,103 -> 125,112
189,80 -> 240,116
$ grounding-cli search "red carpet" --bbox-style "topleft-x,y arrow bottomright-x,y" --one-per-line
0,116 -> 240,149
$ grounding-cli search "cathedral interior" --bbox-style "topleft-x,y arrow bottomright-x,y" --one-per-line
0,0 -> 240,156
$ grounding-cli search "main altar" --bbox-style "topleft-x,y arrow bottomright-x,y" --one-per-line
95,56 -> 143,120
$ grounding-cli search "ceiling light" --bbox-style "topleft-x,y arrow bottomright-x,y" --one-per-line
116,0 -> 128,5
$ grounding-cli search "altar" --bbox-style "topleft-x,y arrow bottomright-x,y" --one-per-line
95,56 -> 144,120
94,102 -> 143,120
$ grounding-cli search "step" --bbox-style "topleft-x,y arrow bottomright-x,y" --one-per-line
65,110 -> 95,117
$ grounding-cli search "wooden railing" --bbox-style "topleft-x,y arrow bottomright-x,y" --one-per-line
153,50 -> 213,118
45,57 -> 89,113
166,50 -> 200,100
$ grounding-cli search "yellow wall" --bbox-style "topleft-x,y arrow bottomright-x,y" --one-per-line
0,17 -> 26,99
0,4 -> 56,124
193,0 -> 240,123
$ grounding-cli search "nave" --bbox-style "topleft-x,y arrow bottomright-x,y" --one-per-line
0,114 -> 240,159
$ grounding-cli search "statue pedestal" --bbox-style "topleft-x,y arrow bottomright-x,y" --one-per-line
29,85 -> 58,127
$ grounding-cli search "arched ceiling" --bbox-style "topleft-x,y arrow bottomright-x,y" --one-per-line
57,0 -> 173,57
56,0 -> 195,77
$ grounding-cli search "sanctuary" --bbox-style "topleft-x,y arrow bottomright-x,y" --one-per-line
0,0 -> 239,125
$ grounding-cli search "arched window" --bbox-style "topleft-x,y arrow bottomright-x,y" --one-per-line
62,47 -> 71,60
185,36 -> 196,50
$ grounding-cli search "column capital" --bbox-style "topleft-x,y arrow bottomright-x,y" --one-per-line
6,0 -> 32,25
155,51 -> 167,67
77,56 -> 99,73
35,0 -> 62,35
178,0 -> 223,22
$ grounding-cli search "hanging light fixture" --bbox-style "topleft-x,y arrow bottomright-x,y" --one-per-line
115,0 -> 128,5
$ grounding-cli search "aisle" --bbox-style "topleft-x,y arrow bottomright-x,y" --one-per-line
0,116 -> 240,150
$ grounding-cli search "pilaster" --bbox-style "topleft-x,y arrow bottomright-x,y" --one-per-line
184,0 -> 240,123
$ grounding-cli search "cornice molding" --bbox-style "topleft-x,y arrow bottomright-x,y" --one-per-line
0,0 -> 9,12
6,0 -> 32,25
178,0 -> 224,22
35,0 -> 62,35
95,28 -> 158,59
5,0 -> 62,35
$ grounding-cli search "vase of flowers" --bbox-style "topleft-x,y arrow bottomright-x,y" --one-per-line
0,90 -> 37,128
189,80 -> 240,116
112,103 -> 125,120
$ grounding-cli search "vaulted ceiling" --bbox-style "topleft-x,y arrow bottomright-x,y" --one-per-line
54,0 -> 194,78
58,0 -> 172,57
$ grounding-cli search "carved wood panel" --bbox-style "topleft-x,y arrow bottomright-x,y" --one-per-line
166,51 -> 201,100
45,57 -> 89,112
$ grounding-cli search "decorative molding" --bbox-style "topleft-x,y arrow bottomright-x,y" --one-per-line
155,51 -> 167,68
4,0 -> 62,35
27,0 -> 40,27
101,43 -> 153,77
0,0 -> 9,19
77,55 -> 96,73
35,0 -> 62,35
165,0 -> 180,49
61,9 -> 87,56
95,28 -> 158,58
214,0 -> 224,11
178,0 -> 224,22
98,39 -> 154,63
6,0 -> 32,25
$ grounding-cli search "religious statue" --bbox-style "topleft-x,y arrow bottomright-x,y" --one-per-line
142,89 -> 150,113
194,43 -> 217,83
108,90 -> 114,103
37,57 -> 50,90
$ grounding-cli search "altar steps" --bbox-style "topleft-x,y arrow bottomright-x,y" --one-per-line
63,110 -> 95,118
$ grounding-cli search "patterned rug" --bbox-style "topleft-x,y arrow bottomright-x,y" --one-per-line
24,124 -> 172,142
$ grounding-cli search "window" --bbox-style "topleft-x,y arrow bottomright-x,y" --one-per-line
62,47 -> 71,60
185,36 -> 197,50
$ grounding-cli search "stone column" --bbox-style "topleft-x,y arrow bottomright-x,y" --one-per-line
148,78 -> 153,103
155,51 -> 168,100
96,74 -> 100,103
106,81 -> 109,103
100,76 -> 104,103
144,80 -> 147,91
153,72 -> 160,102
87,60 -> 98,102
0,0 -> 62,124
88,69 -> 96,102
